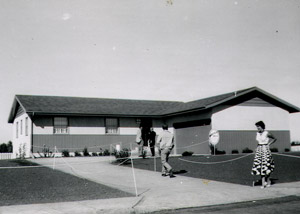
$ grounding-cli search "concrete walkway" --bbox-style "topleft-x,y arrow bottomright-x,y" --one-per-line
1,156 -> 300,214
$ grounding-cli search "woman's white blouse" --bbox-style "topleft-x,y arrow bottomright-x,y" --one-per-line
256,131 -> 270,145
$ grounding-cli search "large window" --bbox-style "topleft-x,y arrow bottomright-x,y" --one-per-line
105,118 -> 119,134
54,117 -> 68,134
20,120 -> 23,135
16,122 -> 19,138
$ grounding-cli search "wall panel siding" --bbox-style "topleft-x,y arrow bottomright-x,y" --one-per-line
32,135 -> 136,153
69,117 -> 104,127
212,106 -> 290,130
217,130 -> 291,154
175,125 -> 211,155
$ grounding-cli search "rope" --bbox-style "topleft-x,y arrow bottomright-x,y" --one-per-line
176,139 -> 209,149
32,138 -> 208,152
179,153 -> 253,165
273,153 -> 300,159
32,141 -> 134,151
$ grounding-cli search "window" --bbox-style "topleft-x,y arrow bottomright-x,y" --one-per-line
20,120 -> 23,135
105,118 -> 119,134
16,122 -> 19,138
54,117 -> 68,134
25,117 -> 29,136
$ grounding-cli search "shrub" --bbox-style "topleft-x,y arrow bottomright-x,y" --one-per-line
62,150 -> 70,157
0,143 -> 8,153
270,148 -> 278,152
232,150 -> 239,154
0,141 -> 13,153
83,147 -> 90,156
284,148 -> 290,152
42,145 -> 52,157
74,151 -> 81,157
182,151 -> 194,156
113,148 -> 130,162
291,141 -> 300,146
215,149 -> 226,155
92,152 -> 98,156
99,148 -> 103,156
242,147 -> 253,153
103,149 -> 110,156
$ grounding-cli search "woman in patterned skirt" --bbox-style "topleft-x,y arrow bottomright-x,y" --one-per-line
252,121 -> 277,188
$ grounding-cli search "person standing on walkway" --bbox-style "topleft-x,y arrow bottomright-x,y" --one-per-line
157,124 -> 175,178
149,127 -> 156,156
136,125 -> 144,157
251,121 -> 277,188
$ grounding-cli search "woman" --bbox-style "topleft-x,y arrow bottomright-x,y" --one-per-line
252,121 -> 277,188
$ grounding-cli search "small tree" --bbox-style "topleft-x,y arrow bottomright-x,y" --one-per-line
7,141 -> 13,153
17,143 -> 26,159
0,143 -> 8,153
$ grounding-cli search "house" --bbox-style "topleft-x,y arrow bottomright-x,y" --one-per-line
8,87 -> 300,158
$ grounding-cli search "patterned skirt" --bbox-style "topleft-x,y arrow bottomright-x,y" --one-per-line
251,145 -> 275,176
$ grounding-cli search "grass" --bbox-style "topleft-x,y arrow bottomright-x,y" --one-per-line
0,159 -> 133,206
122,152 -> 300,186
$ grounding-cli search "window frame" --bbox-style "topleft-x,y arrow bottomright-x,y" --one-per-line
20,120 -> 23,135
105,118 -> 119,134
53,117 -> 69,134
16,121 -> 19,138
25,117 -> 29,136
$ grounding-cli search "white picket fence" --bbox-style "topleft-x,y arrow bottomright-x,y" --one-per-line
0,153 -> 13,160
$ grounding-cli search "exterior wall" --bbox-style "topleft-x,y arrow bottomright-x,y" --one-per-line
210,105 -> 291,154
212,106 -> 290,131
32,135 -> 136,153
31,116 -> 167,154
216,130 -> 290,154
175,125 -> 211,155
12,110 -> 32,158
29,103 -> 292,156
166,110 -> 212,126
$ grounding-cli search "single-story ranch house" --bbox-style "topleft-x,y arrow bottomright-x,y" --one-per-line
8,87 -> 300,158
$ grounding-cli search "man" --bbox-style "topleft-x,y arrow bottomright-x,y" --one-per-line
156,124 -> 175,178
135,125 -> 144,157
148,127 -> 156,156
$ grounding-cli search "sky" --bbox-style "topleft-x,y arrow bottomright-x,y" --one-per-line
0,0 -> 300,143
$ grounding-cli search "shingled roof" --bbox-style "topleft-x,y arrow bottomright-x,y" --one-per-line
8,87 -> 300,123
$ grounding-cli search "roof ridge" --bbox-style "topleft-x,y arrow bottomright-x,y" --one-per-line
16,94 -> 183,103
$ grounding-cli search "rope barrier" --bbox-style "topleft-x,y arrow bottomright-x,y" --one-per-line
176,140 -> 209,149
31,138 -> 208,152
32,141 -> 134,151
273,153 -> 300,159
178,153 -> 254,165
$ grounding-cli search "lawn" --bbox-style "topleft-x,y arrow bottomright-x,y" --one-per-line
0,159 -> 133,206
123,152 -> 300,186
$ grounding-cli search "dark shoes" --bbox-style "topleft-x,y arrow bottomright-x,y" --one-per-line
162,171 -> 176,178
169,172 -> 176,178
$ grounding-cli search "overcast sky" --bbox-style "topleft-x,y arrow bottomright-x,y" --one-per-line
0,0 -> 299,143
